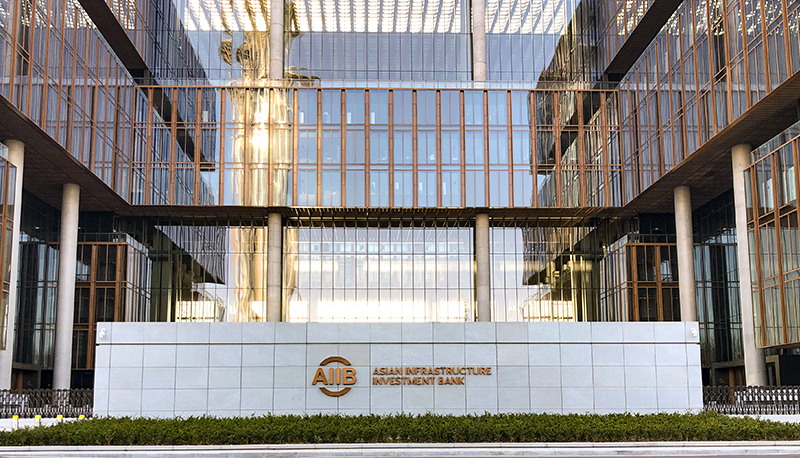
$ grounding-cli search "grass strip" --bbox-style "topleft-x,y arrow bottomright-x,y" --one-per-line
1,412 -> 799,446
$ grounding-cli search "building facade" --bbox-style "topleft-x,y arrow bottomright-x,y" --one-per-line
0,0 -> 795,391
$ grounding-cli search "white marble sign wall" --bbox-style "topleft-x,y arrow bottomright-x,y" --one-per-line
93,322 -> 703,417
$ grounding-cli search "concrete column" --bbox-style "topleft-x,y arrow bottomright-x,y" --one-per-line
475,214 -> 490,321
0,140 -> 23,389
269,0 -> 284,80
267,213 -> 282,322
673,186 -> 697,322
53,183 -> 80,390
471,0 -> 486,80
732,144 -> 768,386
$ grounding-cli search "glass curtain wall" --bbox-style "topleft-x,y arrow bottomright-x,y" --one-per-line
0,146 -> 16,353
13,193 -> 59,389
599,198 -> 745,383
0,0 -> 142,198
694,191 -> 743,384
128,87 -> 620,209
747,120 -> 800,348
533,0 -> 601,83
490,221 -> 601,322
72,238 -> 150,388
12,197 -> 151,388
139,220 -> 240,322
283,217 -> 475,322
102,217 -> 613,324
618,0 -> 800,203
288,0 -> 471,81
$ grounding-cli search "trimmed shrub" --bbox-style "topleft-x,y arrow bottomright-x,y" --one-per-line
1,412 -> 799,446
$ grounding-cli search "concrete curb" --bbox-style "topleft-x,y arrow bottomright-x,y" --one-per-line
1,442 -> 800,457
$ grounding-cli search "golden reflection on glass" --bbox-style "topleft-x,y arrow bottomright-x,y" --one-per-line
214,3 -> 298,320
282,226 -> 299,321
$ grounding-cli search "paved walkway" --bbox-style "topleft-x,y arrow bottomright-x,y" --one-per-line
0,442 -> 800,457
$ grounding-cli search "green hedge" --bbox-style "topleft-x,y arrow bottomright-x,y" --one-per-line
1,412 -> 799,446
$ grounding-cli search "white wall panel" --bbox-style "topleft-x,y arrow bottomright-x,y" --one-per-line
94,322 -> 704,417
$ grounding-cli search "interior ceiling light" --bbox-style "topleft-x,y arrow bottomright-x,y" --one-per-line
381,0 -> 394,32
176,0 -> 578,34
409,0 -> 424,32
437,0 -> 453,32
396,0 -> 410,31
323,0 -> 338,31
235,0 -> 251,30
189,0 -> 212,31
203,0 -> 225,30
367,0 -> 380,32
340,0 -> 352,31
508,0 -> 528,34
308,0 -> 324,31
184,5 -> 198,30
423,0 -> 438,32
452,0 -> 460,32
220,2 -> 239,31
495,0 -> 511,33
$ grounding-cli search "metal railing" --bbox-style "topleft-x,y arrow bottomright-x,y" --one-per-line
0,389 -> 93,418
704,386 -> 800,415
1,387 -> 798,418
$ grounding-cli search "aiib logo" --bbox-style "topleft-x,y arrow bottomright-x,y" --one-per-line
311,356 -> 357,397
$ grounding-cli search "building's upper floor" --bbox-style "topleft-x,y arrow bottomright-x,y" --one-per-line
0,0 -> 800,216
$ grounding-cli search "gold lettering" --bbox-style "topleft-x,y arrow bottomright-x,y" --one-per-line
370,366 -> 496,385
343,367 -> 357,385
312,368 -> 328,385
